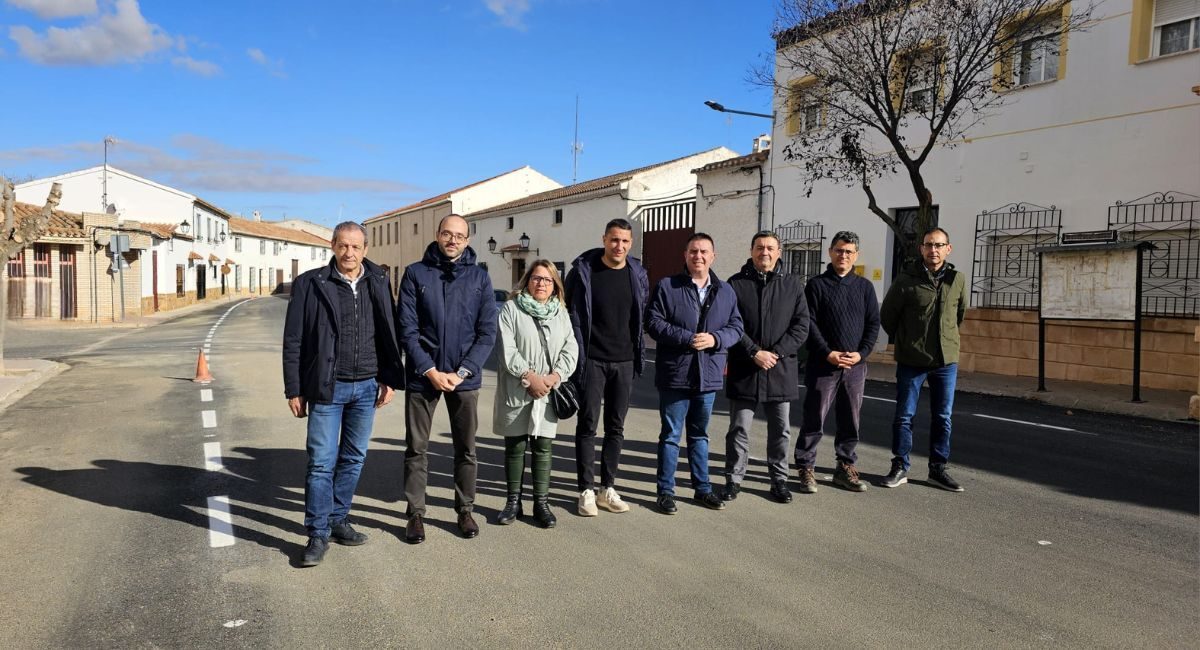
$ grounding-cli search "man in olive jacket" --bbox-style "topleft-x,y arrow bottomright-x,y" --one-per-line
880,227 -> 969,492
722,231 -> 809,504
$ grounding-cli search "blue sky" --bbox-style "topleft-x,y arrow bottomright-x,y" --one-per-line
0,0 -> 779,227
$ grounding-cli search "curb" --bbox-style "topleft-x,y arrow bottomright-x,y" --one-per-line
0,359 -> 70,415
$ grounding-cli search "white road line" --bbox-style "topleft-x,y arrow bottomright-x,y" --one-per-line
204,441 -> 224,471
202,410 -> 217,428
863,395 -> 897,403
206,496 -> 235,548
972,413 -> 1095,434
200,389 -> 213,402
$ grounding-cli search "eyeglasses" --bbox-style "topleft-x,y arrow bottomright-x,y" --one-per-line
529,276 -> 554,286
921,242 -> 949,250
438,231 -> 468,243
831,248 -> 857,256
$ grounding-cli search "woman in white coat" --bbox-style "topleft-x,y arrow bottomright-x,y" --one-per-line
494,260 -> 578,528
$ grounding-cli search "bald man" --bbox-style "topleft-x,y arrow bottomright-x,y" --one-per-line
397,214 -> 498,543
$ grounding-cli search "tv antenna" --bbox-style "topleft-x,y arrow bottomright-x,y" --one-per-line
571,95 -> 583,184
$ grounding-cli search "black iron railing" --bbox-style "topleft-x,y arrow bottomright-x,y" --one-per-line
775,219 -> 824,281
971,203 -> 1062,310
1108,191 -> 1199,318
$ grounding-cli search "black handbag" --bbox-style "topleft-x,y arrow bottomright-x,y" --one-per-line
535,319 -> 579,420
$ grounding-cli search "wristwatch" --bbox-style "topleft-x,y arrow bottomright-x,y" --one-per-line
456,368 -> 472,380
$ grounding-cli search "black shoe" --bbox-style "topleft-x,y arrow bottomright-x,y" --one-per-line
695,491 -> 726,511
832,463 -> 868,493
300,536 -> 328,567
458,511 -> 480,539
769,481 -> 793,503
405,514 -> 426,544
497,493 -> 523,525
532,495 -> 557,529
720,482 -> 741,502
928,464 -> 965,492
330,519 -> 368,546
880,462 -> 908,488
656,493 -> 678,515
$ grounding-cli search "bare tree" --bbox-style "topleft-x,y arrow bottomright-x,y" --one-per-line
0,176 -> 63,374
767,0 -> 1094,257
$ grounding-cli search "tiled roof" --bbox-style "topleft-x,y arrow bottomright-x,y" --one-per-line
14,201 -> 86,239
228,216 -> 329,247
693,150 -> 769,174
365,165 -> 532,223
469,149 -> 731,217
137,222 -> 191,240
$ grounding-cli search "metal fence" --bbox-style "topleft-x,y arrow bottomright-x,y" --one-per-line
775,219 -> 825,281
971,203 -> 1062,310
1108,191 -> 1199,318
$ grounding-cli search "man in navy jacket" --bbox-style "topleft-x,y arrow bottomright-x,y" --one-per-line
645,233 -> 743,515
397,214 -> 498,543
283,222 -> 403,567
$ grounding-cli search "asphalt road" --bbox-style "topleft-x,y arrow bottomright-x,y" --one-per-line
0,296 -> 1195,648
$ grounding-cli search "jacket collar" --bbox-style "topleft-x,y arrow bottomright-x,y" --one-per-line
421,241 -> 477,272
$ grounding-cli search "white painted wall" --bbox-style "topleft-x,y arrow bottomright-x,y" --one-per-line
17,166 -> 194,224
771,0 -> 1200,302
694,160 -> 769,279
452,166 -> 562,215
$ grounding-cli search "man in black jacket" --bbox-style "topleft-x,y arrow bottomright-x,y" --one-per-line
282,222 -> 403,567
796,231 -> 880,494
722,231 -> 809,504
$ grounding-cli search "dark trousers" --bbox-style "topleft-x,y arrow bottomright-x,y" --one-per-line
574,359 -> 634,491
504,435 -> 554,497
796,362 -> 867,468
404,389 -> 479,516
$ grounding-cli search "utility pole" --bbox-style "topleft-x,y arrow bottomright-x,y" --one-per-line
572,95 -> 583,184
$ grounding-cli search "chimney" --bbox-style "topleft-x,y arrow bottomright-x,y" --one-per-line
752,134 -> 772,153
253,210 -> 261,222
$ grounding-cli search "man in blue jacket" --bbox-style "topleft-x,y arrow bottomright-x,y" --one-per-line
397,214 -> 498,543
283,221 -> 403,567
564,218 -> 649,518
645,233 -> 743,515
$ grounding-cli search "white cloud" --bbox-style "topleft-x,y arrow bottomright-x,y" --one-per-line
0,136 -> 417,195
484,0 -> 531,31
246,47 -> 286,78
7,0 -> 171,65
172,55 -> 219,77
6,0 -> 98,20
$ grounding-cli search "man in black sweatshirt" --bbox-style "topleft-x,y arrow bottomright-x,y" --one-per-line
796,231 -> 880,494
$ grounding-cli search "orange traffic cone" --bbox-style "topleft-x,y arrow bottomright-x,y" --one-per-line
193,349 -> 214,384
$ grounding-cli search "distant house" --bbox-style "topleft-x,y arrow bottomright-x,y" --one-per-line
467,147 -> 738,291
363,166 -> 561,289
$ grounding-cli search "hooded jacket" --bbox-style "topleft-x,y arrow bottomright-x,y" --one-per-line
725,259 -> 809,402
282,257 -> 403,403
880,262 -> 968,368
397,242 -> 498,392
564,248 -> 649,385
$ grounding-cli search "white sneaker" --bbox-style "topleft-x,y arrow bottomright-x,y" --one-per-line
578,489 -> 598,517
597,487 -> 630,514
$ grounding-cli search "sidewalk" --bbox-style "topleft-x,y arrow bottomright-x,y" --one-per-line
865,361 -> 1195,424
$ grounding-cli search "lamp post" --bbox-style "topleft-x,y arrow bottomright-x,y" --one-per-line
703,100 -> 773,120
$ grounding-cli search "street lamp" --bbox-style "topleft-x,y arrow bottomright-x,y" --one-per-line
178,220 -> 191,236
518,232 -> 531,250
487,236 -> 498,253
704,100 -> 773,120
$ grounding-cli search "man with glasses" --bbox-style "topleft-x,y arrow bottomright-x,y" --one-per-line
880,227 -> 969,492
796,231 -> 879,494
397,214 -> 498,542
722,230 -> 809,504
565,218 -> 649,517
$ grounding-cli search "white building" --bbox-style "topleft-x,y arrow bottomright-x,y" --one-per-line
364,166 -> 562,289
768,0 -> 1200,391
467,147 -> 739,292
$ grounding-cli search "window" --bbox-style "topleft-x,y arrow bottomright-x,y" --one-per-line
372,226 -> 377,245
904,50 -> 938,112
249,266 -> 256,293
386,223 -> 391,245
260,240 -> 266,254
553,208 -> 563,225
554,261 -> 565,276
506,217 -> 514,230
1014,22 -> 1060,84
234,236 -> 242,252
235,266 -> 241,292
175,265 -> 185,298
786,75 -> 823,135
1155,0 -> 1200,56
471,222 -> 477,235
273,241 -> 281,255
413,222 -> 418,236
311,247 -> 317,259
321,249 -> 327,260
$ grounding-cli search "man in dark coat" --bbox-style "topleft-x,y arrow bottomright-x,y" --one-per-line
645,233 -> 743,515
397,214 -> 498,543
796,231 -> 880,495
722,230 -> 809,504
282,221 -> 403,567
564,218 -> 649,517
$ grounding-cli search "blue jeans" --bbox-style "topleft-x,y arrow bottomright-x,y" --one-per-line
305,378 -> 378,539
891,364 -> 958,470
656,388 -> 716,496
